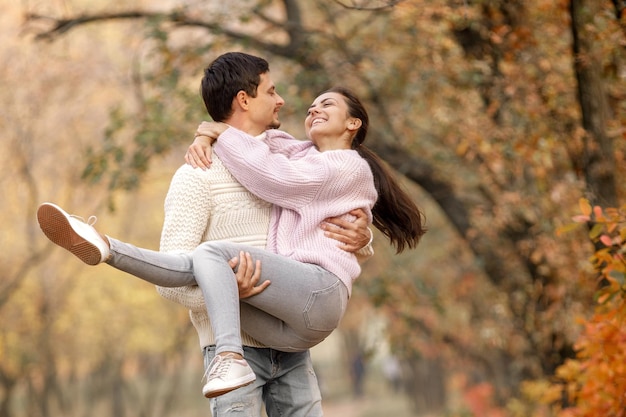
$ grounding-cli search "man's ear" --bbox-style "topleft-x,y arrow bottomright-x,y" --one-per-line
235,90 -> 249,110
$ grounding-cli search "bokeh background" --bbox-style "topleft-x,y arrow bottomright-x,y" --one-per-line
1,1 -> 625,416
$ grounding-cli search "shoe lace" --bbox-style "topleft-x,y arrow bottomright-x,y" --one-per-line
201,363 -> 211,383
69,214 -> 98,226
202,354 -> 233,382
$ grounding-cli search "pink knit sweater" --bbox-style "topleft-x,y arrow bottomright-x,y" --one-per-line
214,127 -> 377,296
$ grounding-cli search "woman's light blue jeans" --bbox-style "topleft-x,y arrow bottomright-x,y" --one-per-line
106,238 -> 348,355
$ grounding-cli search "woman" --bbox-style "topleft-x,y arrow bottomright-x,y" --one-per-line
37,86 -> 426,398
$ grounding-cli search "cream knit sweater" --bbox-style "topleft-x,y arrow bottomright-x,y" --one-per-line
157,156 -> 270,349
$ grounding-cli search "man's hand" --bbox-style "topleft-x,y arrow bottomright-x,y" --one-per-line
321,208 -> 372,252
185,121 -> 229,169
228,251 -> 269,299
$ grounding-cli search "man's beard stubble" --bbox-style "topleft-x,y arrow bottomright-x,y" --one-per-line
267,120 -> 281,129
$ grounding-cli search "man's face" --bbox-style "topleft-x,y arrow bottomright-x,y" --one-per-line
247,72 -> 285,131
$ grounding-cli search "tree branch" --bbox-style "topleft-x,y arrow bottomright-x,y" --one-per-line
26,11 -> 155,40
25,10 -> 280,54
330,0 -> 405,11
25,6 -> 314,62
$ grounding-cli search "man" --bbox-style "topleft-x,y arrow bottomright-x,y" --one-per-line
157,52 -> 372,417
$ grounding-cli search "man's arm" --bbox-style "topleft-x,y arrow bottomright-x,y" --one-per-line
157,163 -> 270,307
157,164 -> 213,310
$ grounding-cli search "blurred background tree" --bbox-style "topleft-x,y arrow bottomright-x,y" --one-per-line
1,0 -> 624,416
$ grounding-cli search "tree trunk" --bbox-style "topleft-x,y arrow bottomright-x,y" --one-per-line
571,0 -> 617,207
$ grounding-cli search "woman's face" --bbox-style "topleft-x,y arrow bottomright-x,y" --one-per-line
305,92 -> 357,145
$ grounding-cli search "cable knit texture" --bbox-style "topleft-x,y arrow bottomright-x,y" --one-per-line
214,127 -> 378,296
157,155 -> 271,349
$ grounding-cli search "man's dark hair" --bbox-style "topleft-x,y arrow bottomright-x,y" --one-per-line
200,52 -> 270,121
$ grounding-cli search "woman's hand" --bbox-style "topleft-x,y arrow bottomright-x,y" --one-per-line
185,121 -> 229,169
185,136 -> 213,169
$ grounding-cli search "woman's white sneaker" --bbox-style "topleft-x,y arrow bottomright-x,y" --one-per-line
202,353 -> 256,398
37,202 -> 110,265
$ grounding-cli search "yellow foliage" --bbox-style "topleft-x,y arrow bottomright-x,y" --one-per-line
579,198 -> 592,217
521,379 -> 563,405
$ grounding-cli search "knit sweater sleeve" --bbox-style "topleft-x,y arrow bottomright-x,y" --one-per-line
213,127 -> 325,209
156,164 -> 210,311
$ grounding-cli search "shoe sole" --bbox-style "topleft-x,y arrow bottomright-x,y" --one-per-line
37,203 -> 103,266
203,378 -> 255,398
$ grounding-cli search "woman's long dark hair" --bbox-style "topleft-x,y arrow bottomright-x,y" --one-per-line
324,86 -> 427,253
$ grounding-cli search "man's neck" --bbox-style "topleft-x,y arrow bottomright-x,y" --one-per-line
224,117 -> 266,137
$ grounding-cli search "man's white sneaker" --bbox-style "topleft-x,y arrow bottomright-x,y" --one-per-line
37,202 -> 110,266
202,353 -> 256,398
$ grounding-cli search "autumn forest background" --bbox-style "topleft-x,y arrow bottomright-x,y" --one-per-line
1,0 -> 625,416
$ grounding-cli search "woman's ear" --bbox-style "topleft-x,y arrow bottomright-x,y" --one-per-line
348,118 -> 362,131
